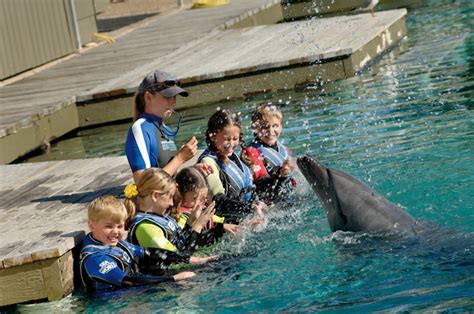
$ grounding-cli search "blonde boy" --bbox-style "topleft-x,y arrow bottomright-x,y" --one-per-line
79,195 -> 194,291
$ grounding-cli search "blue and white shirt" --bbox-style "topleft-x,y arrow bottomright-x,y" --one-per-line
125,113 -> 178,172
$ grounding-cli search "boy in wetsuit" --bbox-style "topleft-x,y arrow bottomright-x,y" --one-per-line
79,195 -> 194,292
242,103 -> 296,204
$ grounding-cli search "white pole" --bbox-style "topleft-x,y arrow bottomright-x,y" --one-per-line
177,0 -> 184,8
68,0 -> 82,49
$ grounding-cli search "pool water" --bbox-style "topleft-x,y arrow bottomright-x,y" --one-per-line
18,0 -> 473,312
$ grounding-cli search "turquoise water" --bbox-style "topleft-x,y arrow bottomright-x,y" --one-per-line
17,0 -> 474,312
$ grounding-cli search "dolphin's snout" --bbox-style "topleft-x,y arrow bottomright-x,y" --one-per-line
297,155 -> 324,170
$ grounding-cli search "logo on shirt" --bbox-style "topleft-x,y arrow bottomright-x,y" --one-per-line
162,141 -> 177,151
99,260 -> 117,274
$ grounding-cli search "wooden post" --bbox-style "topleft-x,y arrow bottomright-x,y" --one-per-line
0,251 -> 74,306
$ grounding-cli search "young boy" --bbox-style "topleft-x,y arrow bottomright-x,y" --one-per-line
79,195 -> 194,292
242,103 -> 296,204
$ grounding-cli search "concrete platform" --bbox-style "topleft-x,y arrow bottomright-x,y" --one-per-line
0,157 -> 131,306
0,0 -> 282,165
0,3 -> 407,165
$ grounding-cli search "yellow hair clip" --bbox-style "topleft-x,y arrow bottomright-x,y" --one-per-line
124,183 -> 138,198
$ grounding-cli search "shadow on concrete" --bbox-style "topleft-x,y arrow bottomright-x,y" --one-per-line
97,13 -> 159,32
31,185 -> 126,204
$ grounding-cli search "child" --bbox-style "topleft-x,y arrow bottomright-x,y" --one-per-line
242,103 -> 296,204
124,168 -> 217,269
197,109 -> 267,223
79,195 -> 195,292
173,166 -> 239,242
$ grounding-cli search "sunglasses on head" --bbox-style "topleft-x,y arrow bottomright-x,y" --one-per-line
146,80 -> 181,93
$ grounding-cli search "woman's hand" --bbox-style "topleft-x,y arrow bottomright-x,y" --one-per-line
177,136 -> 198,162
194,163 -> 214,176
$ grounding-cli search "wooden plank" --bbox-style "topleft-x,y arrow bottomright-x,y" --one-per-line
41,250 -> 74,301
0,157 -> 131,268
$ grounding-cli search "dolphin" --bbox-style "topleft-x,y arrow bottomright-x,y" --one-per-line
297,155 -> 426,234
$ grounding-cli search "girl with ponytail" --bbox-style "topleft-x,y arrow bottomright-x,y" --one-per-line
123,168 -> 217,270
197,109 -> 267,224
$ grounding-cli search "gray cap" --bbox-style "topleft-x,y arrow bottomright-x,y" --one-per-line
139,70 -> 188,97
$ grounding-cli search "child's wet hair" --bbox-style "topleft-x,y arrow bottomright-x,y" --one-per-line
88,195 -> 128,224
251,102 -> 283,131
175,167 -> 208,194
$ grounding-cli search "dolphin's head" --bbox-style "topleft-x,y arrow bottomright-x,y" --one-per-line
297,155 -> 348,232
297,155 -> 331,198
297,155 -> 422,234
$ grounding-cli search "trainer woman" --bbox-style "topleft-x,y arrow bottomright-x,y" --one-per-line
125,70 -> 198,182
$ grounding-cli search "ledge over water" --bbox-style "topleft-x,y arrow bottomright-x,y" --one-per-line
0,6 -> 406,165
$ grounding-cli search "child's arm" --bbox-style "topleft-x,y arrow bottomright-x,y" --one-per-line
82,253 -> 130,288
135,222 -> 193,265
200,157 -> 225,196
213,194 -> 255,223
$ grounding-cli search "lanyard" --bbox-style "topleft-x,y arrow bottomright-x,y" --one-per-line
152,113 -> 183,138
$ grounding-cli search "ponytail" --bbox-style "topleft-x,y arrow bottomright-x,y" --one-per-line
123,197 -> 137,227
133,93 -> 145,121
170,191 -> 183,222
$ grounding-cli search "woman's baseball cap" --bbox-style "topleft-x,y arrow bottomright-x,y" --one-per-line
139,70 -> 188,97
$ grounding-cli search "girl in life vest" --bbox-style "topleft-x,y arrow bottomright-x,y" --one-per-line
79,195 -> 195,292
124,168 -> 217,272
171,166 -> 239,246
242,103 -> 296,204
197,109 -> 267,224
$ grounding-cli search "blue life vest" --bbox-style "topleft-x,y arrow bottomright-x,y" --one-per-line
127,212 -> 185,250
249,140 -> 289,170
79,233 -> 142,290
199,150 -> 253,201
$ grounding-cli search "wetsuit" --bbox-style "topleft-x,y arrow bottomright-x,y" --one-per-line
243,139 -> 296,204
125,113 -> 178,172
127,212 -> 199,268
79,233 -> 176,291
177,206 -> 226,247
198,150 -> 256,224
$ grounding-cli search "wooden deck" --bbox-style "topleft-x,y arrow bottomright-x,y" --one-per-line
0,2 -> 407,165
0,157 -> 131,305
0,0 -> 282,165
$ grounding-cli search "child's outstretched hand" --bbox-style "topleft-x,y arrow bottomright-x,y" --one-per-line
190,255 -> 219,264
251,201 -> 267,217
173,271 -> 196,281
223,223 -> 239,235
